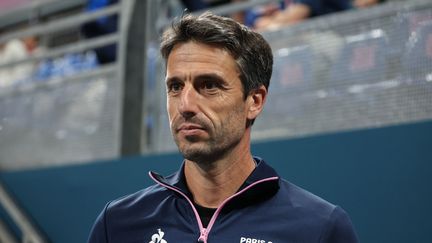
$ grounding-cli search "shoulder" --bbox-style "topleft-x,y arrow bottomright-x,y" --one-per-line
107,183 -> 169,213
276,179 -> 350,225
277,179 -> 359,242
320,206 -> 359,242
278,179 -> 337,215
88,183 -> 173,242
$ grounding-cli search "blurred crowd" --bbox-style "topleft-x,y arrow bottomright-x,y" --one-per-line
0,0 -> 386,89
180,0 -> 384,30
0,36 -> 99,88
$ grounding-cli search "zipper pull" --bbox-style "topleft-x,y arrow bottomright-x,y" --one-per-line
198,228 -> 208,243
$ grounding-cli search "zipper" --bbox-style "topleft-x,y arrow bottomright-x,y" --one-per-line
149,171 -> 278,243
198,228 -> 208,242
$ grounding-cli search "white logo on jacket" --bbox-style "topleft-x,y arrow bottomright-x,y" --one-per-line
149,228 -> 167,243
240,237 -> 272,243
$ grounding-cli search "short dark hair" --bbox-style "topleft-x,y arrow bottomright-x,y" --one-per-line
160,12 -> 273,98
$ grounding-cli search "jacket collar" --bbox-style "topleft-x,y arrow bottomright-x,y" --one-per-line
149,156 -> 280,207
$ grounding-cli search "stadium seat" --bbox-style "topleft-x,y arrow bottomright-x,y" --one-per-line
330,29 -> 388,85
271,45 -> 314,94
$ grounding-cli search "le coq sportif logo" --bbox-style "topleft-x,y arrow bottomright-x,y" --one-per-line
149,228 -> 167,243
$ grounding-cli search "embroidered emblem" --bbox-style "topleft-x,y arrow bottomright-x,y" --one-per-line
149,228 -> 167,243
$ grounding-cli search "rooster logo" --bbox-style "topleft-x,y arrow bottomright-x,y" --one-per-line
149,228 -> 167,243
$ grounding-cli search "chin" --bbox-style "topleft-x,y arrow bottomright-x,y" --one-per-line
178,144 -> 216,163
179,146 -> 206,161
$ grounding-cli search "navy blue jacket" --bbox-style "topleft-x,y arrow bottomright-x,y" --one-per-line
88,158 -> 359,243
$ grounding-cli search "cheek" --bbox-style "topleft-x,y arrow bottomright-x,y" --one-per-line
216,101 -> 247,126
167,101 -> 177,122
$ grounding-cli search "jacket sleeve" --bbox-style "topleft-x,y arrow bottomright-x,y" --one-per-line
320,206 -> 359,243
87,203 -> 110,243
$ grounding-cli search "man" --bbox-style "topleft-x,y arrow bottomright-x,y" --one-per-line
88,12 -> 358,243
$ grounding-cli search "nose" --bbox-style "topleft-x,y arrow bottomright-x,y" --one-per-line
178,84 -> 198,119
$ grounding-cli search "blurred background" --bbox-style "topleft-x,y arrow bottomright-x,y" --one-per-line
0,0 -> 431,242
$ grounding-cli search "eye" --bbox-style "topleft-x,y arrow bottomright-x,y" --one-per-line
203,81 -> 218,90
197,77 -> 229,95
167,81 -> 183,93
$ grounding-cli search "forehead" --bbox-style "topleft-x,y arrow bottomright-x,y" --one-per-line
166,41 -> 239,77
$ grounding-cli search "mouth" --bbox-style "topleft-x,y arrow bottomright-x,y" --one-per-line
176,123 -> 206,136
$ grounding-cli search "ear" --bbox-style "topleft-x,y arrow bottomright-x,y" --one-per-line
246,85 -> 267,120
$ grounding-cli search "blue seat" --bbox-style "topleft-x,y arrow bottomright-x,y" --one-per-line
330,29 -> 388,85
263,45 -> 314,120
270,45 -> 313,94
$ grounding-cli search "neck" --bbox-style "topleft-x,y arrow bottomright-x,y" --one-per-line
184,136 -> 256,208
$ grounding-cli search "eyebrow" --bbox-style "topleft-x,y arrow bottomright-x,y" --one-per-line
165,76 -> 181,86
195,73 -> 227,84
165,73 -> 230,83
165,73 -> 227,84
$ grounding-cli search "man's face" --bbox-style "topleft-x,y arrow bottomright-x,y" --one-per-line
165,41 -> 250,163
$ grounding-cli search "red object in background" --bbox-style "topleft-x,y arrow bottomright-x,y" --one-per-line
350,44 -> 377,72
0,0 -> 32,12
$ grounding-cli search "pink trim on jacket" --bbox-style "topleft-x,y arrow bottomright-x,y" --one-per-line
149,171 -> 278,243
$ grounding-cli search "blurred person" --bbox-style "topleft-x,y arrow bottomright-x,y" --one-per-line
180,0 -> 249,11
181,0 -> 233,10
81,0 -> 118,64
88,12 -> 358,243
243,1 -> 284,27
254,0 -> 352,30
352,0 -> 382,8
254,0 -> 383,31
0,36 -> 40,87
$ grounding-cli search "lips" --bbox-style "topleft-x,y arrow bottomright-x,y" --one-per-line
177,123 -> 205,132
176,122 -> 207,137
